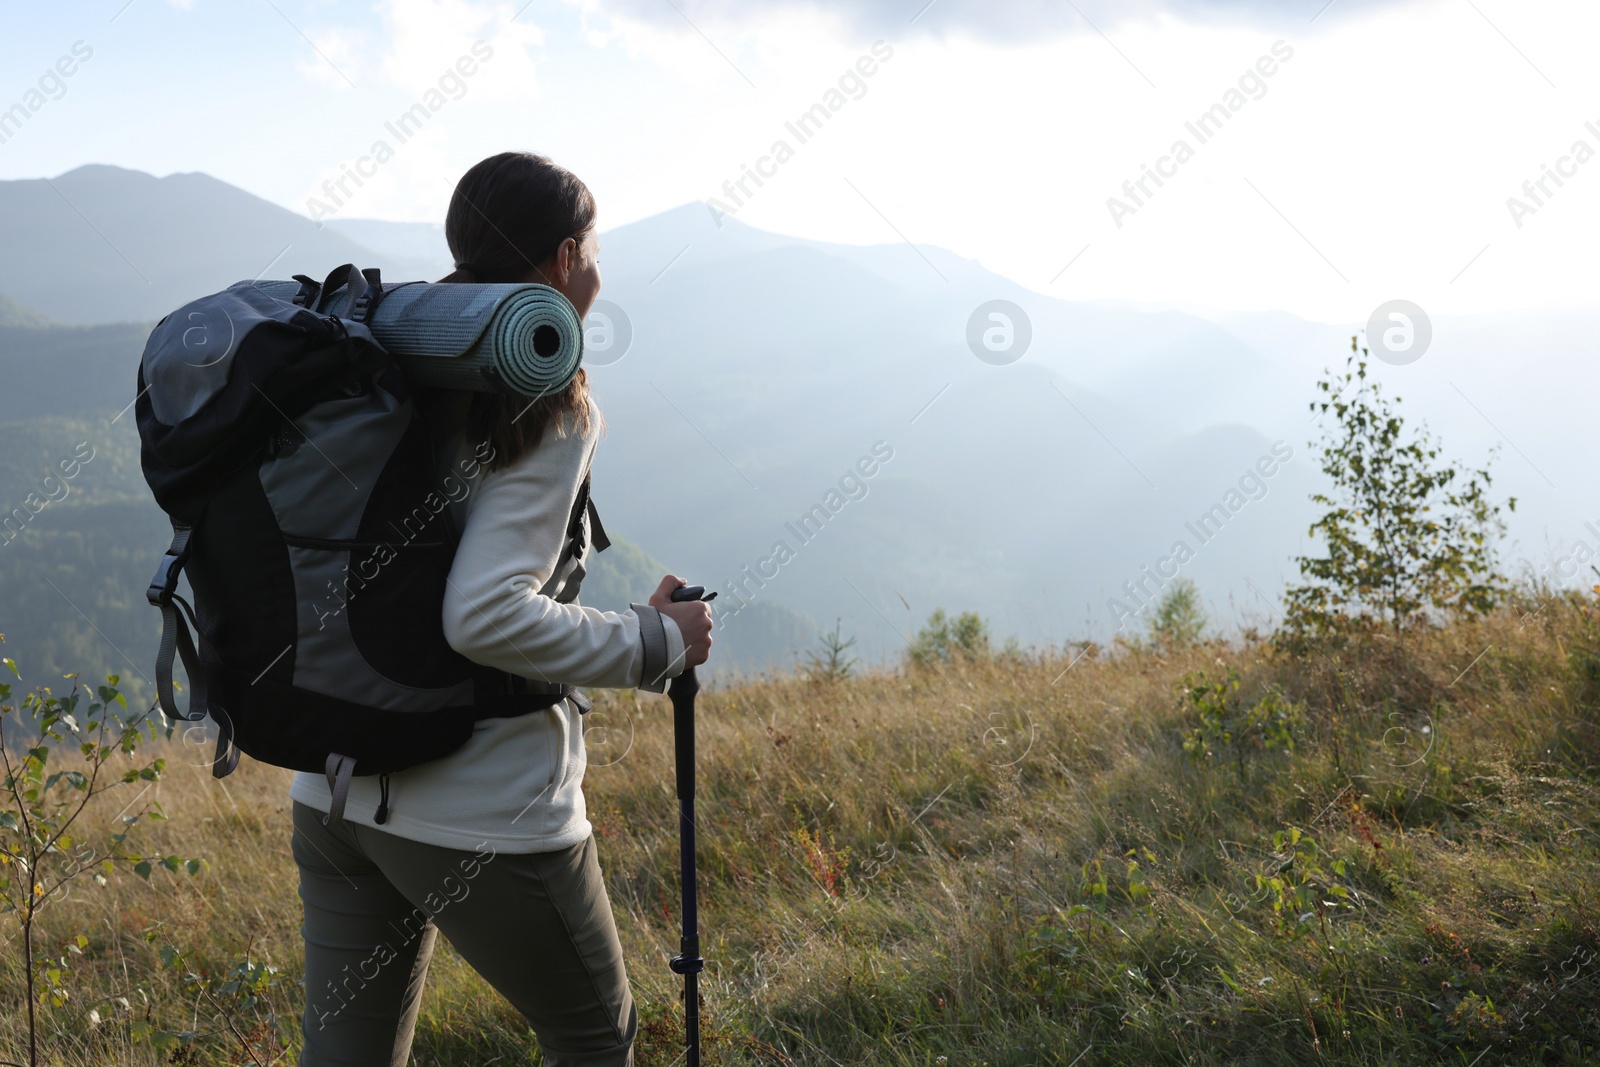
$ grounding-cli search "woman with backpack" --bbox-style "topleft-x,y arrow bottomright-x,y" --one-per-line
288,151 -> 714,1067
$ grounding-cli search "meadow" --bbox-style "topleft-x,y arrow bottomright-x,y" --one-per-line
3,584 -> 1597,1066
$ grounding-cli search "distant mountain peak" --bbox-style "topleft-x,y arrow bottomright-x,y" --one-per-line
52,162 -> 151,180
0,293 -> 56,328
53,163 -> 220,185
0,164 -> 447,323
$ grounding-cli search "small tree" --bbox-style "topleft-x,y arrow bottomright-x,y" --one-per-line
906,609 -> 990,668
0,643 -> 199,1067
1150,578 -> 1206,649
133,938 -> 296,1063
1179,667 -> 1302,777
804,619 -> 858,684
1284,340 -> 1513,644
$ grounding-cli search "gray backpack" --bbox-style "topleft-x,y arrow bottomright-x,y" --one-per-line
136,265 -> 606,824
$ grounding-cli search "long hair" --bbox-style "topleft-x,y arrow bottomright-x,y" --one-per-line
437,152 -> 601,470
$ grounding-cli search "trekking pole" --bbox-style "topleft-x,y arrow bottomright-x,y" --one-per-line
667,583 -> 714,1067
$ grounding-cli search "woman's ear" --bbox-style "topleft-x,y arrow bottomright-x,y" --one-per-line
555,236 -> 578,283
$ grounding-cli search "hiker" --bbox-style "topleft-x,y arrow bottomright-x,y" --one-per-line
287,152 -> 714,1067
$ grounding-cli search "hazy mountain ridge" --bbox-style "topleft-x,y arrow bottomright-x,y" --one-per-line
0,293 -> 56,328
0,164 -> 1593,670
0,165 -> 441,324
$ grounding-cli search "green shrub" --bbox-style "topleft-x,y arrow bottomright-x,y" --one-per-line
1149,577 -> 1206,649
1180,666 -> 1302,774
905,609 -> 989,668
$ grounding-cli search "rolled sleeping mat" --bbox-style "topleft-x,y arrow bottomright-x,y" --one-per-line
244,278 -> 585,397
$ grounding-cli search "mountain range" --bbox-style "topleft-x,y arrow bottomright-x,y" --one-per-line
1,164 -> 1594,690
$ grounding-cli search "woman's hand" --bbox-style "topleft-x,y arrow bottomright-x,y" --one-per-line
650,574 -> 713,669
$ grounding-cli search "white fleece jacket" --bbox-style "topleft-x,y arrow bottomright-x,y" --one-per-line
289,395 -> 683,853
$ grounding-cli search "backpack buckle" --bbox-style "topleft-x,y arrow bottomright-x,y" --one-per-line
146,550 -> 186,606
147,526 -> 193,606
350,267 -> 384,325
290,274 -> 321,308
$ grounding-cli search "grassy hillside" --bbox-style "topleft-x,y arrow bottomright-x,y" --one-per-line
2,591 -> 1596,1065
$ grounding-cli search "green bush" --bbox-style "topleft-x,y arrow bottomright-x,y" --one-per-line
1180,666 -> 1302,774
1149,577 -> 1206,649
905,608 -> 989,668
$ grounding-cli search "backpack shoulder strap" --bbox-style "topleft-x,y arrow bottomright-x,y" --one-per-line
568,472 -> 608,554
587,494 -> 610,553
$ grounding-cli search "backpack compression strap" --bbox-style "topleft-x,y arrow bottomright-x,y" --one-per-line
147,524 -> 205,721
147,523 -> 237,780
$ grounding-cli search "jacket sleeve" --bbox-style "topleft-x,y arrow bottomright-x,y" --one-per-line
440,403 -> 684,692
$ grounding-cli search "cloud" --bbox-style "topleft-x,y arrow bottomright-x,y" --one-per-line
287,0 -> 543,96
378,0 -> 543,99
295,25 -> 372,90
574,0 -> 1405,42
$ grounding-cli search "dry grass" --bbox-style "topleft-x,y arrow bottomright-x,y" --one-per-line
3,590 -> 1598,1065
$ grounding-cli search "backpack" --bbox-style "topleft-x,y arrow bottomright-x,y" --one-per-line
136,264 -> 607,824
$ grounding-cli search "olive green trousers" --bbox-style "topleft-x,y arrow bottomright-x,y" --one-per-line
291,801 -> 636,1066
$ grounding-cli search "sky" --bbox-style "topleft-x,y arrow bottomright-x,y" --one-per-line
2,0 -> 1598,323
